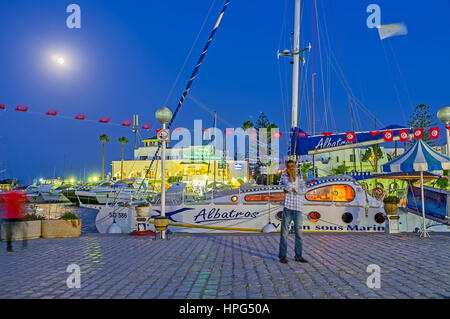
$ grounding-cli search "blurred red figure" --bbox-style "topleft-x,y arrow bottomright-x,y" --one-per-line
0,190 -> 27,252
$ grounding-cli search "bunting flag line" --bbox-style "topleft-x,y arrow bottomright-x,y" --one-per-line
398,129 -> 410,142
346,132 -> 355,142
98,116 -> 111,124
46,109 -> 58,116
121,119 -> 132,127
15,104 -> 28,112
383,130 -> 394,142
429,127 -> 440,139
0,104 -> 6,110
322,132 -> 333,136
414,128 -> 424,140
369,130 -> 380,136
141,123 -> 151,130
74,113 -> 86,120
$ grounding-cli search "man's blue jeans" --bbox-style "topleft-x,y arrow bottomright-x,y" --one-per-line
278,207 -> 303,259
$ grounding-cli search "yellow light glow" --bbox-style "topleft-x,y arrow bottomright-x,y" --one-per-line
92,176 -> 99,182
69,178 -> 75,183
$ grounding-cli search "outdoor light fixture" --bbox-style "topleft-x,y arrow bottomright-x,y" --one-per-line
437,106 -> 450,156
155,106 -> 173,240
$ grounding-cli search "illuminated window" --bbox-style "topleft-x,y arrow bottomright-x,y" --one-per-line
305,184 -> 355,202
244,192 -> 285,202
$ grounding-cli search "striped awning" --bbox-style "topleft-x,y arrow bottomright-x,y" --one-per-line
382,140 -> 450,173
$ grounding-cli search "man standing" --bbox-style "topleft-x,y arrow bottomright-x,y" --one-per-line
278,160 -> 308,264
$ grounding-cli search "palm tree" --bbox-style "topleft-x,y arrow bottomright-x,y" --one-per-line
118,136 -> 129,179
99,134 -> 110,180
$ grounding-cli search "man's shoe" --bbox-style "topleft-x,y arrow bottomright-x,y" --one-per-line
295,257 -> 308,263
279,257 -> 289,264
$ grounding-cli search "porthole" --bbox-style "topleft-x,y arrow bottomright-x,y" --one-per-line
342,212 -> 353,223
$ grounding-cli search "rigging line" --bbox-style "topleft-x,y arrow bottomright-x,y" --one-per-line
187,94 -> 234,128
314,0 -> 329,132
162,0 -> 218,107
137,0 -> 231,195
277,0 -> 289,136
328,0 -> 357,132
387,40 -> 415,110
319,0 -> 336,132
380,39 -> 408,124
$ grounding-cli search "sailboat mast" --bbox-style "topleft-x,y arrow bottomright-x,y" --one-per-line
291,0 -> 301,129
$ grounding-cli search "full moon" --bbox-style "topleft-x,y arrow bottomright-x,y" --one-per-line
52,54 -> 66,66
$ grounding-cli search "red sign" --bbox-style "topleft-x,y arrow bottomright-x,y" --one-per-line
15,104 -> 28,112
398,129 -> 410,142
429,127 -> 440,139
383,130 -> 394,142
345,132 -> 355,142
74,114 -> 86,120
46,109 -> 58,116
369,130 -> 380,136
413,128 -> 424,139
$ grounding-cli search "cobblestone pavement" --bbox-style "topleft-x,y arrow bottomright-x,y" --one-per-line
0,232 -> 448,299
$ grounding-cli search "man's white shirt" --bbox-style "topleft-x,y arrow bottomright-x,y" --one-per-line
280,171 -> 306,212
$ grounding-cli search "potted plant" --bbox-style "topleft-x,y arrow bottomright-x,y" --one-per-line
383,196 -> 400,215
135,202 -> 150,217
1,213 -> 45,241
41,211 -> 81,238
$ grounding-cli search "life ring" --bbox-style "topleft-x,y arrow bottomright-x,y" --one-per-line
371,187 -> 385,201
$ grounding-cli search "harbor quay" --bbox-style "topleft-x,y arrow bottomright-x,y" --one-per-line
0,232 -> 448,299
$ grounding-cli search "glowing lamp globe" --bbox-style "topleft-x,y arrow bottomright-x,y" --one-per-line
437,106 -> 450,123
155,107 -> 172,124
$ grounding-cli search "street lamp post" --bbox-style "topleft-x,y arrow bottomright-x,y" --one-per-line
437,106 -> 450,157
155,107 -> 173,240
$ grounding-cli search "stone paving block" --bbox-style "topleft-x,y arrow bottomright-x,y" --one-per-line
0,232 -> 448,299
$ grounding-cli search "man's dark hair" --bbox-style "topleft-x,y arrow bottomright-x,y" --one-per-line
286,160 -> 296,166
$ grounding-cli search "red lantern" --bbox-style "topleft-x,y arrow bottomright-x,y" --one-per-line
121,119 -> 132,127
398,129 -> 410,142
74,114 -> 86,120
383,130 -> 394,142
413,128 -> 424,139
345,132 -> 355,142
15,104 -> 28,112
0,104 -> 5,110
429,127 -> 440,139
141,123 -> 151,130
98,116 -> 111,124
46,109 -> 58,116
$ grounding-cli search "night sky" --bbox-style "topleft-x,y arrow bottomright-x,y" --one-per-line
0,0 -> 449,183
